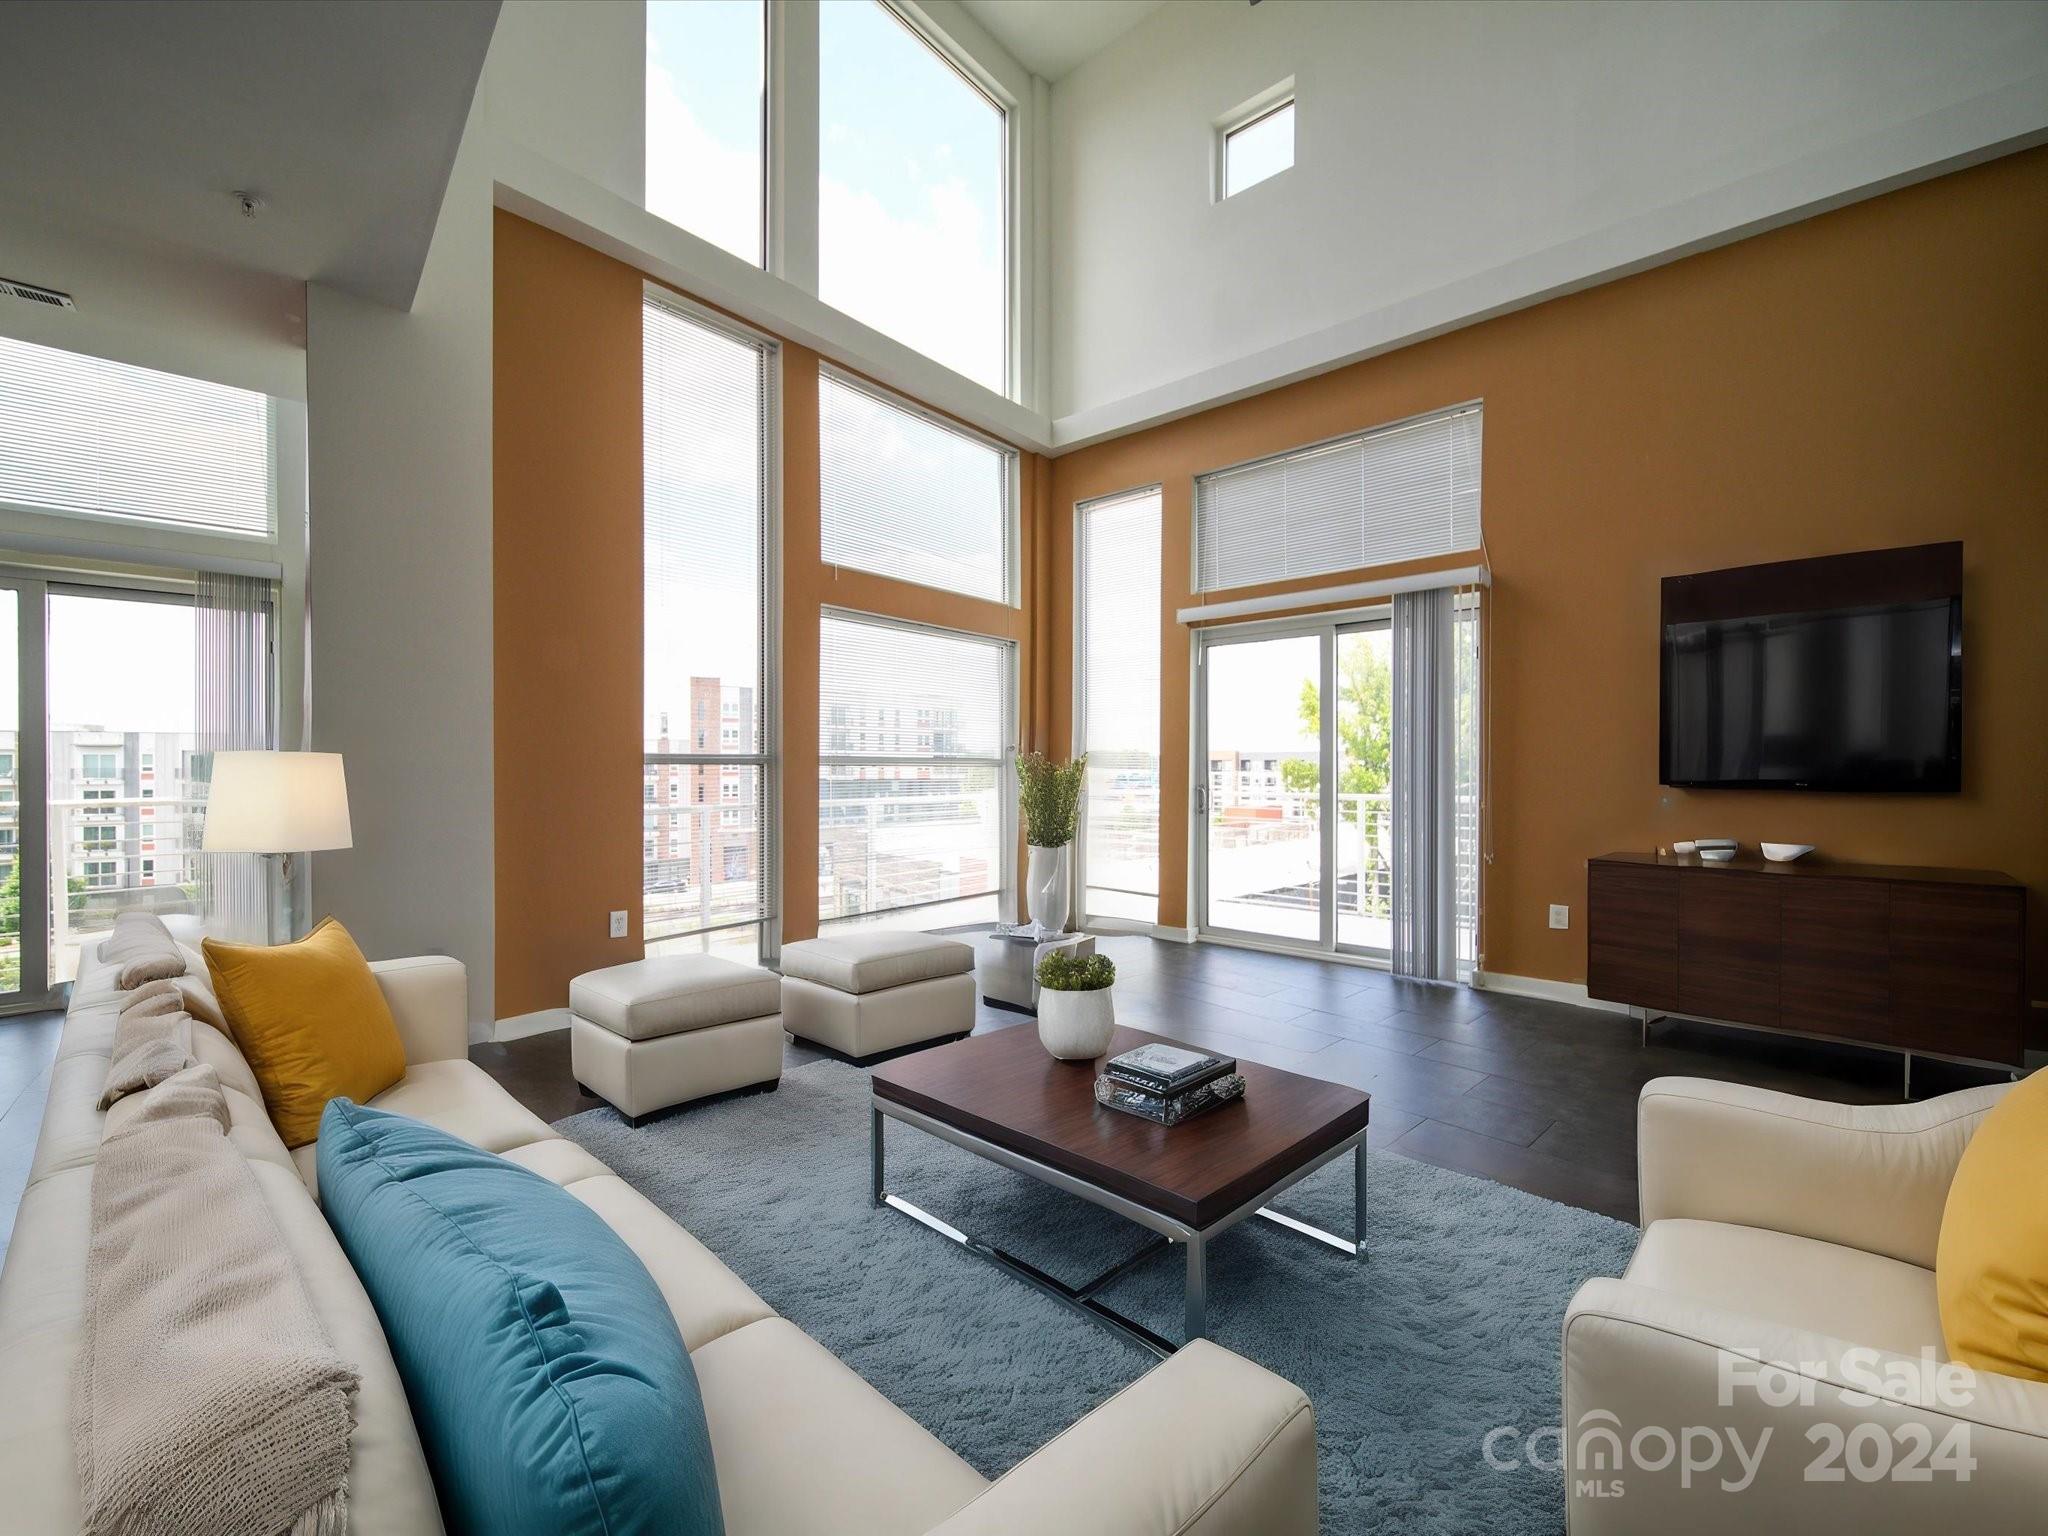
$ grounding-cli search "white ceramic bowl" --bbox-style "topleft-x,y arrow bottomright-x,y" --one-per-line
1699,847 -> 1737,862
1761,842 -> 1815,863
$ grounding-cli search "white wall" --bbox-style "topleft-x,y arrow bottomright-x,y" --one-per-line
0,204 -> 305,403
303,3 -> 643,1036
480,0 -> 645,203
1048,0 -> 2048,436
304,152 -> 495,1032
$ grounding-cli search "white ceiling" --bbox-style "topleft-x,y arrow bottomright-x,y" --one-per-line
958,0 -> 1166,82
0,0 -> 500,312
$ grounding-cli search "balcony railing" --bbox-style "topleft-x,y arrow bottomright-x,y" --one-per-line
44,794 -> 205,984
1206,790 -> 1478,959
816,785 -> 1000,922
643,798 -> 764,947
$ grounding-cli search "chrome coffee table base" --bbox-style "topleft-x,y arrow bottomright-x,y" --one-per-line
871,1100 -> 1366,1358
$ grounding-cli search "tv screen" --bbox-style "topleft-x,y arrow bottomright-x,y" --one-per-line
1660,544 -> 1961,793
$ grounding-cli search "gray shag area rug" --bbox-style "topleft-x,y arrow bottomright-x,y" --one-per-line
557,1056 -> 1635,1535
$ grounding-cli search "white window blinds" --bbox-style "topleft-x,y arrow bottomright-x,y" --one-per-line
1078,488 -> 1161,924
1194,402 -> 1481,593
818,611 -> 1008,761
0,334 -> 271,537
818,367 -> 1014,605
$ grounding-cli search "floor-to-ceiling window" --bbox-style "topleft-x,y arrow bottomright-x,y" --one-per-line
642,290 -> 779,963
818,610 -> 1012,932
1076,486 -> 1161,927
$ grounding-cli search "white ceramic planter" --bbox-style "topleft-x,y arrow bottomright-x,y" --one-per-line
1038,984 -> 1115,1060
1024,843 -> 1072,935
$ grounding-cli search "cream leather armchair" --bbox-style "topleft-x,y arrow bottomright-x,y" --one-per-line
1562,1076 -> 2048,1533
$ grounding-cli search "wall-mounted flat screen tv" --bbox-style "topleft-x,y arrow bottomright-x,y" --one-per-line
1660,542 -> 1961,793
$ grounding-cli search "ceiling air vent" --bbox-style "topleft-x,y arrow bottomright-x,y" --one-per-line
0,277 -> 75,309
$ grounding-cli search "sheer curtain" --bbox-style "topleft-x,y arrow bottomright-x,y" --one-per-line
194,572 -> 273,941
1390,586 -> 1482,981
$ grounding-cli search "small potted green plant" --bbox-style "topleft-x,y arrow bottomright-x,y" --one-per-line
1035,950 -> 1117,1060
1015,751 -> 1085,936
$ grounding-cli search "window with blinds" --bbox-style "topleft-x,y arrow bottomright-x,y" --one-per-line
1078,487 -> 1162,925
0,334 -> 272,537
1194,402 -> 1481,593
643,292 -> 777,962
818,367 -> 1015,605
818,609 -> 1012,930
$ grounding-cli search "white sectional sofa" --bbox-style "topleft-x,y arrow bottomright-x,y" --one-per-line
0,936 -> 1318,1535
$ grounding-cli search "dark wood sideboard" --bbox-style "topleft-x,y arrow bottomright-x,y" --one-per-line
1587,851 -> 2027,1069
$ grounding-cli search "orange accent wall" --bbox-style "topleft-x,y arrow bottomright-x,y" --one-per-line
493,210 -> 645,1020
494,212 -> 1044,1019
1049,148 -> 2048,1009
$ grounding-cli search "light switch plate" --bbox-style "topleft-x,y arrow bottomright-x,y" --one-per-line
1548,904 -> 1570,930
609,910 -> 629,939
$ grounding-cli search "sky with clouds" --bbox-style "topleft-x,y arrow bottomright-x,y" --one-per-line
645,0 -> 1004,392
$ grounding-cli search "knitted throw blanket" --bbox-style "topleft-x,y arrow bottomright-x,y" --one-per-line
74,1062 -> 358,1536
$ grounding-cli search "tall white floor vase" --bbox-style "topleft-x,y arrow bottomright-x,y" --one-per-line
1024,844 -> 1071,936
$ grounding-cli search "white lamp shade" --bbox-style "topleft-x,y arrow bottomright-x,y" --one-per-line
202,751 -> 353,854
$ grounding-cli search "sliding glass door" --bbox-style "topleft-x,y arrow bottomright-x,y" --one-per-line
0,578 -> 42,1007
1196,614 -> 1393,960
46,588 -> 203,985
1333,624 -> 1395,953
1200,631 -> 1326,946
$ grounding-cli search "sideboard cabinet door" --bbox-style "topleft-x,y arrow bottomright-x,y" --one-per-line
1890,885 -> 2025,1065
1779,879 -> 1891,1043
1588,863 -> 1678,1011
1678,872 -> 1782,1029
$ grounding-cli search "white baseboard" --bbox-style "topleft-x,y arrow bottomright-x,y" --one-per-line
493,1007 -> 571,1042
1473,970 -> 1632,1015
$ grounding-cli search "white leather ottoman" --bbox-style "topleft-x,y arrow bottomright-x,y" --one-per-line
569,955 -> 783,1125
779,931 -> 975,1061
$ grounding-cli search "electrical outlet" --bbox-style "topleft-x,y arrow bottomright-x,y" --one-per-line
1548,904 -> 1570,930
609,910 -> 629,939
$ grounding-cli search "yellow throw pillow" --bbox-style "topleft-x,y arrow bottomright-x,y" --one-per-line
203,917 -> 406,1149
1937,1068 -> 2048,1382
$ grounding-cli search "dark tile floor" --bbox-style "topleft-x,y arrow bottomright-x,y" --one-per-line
473,932 -> 2014,1224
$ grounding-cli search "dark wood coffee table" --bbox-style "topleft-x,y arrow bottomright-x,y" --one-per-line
869,1022 -> 1371,1356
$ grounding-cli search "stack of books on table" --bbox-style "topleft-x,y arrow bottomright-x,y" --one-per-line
1094,1043 -> 1246,1126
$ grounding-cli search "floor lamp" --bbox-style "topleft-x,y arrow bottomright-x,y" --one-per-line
200,751 -> 352,943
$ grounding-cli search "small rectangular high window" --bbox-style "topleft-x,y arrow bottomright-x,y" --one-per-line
1222,96 -> 1294,198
